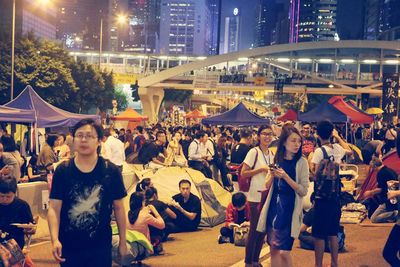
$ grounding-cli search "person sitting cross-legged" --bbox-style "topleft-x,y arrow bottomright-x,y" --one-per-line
168,179 -> 202,233
218,192 -> 250,244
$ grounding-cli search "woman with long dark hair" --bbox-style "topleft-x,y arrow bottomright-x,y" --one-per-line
127,192 -> 165,254
241,125 -> 275,267
257,125 -> 309,267
215,136 -> 233,191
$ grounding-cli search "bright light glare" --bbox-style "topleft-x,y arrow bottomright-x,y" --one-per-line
363,59 -> 378,64
117,14 -> 128,24
340,59 -> 355,63
385,60 -> 399,65
298,58 -> 312,63
319,58 -> 333,63
277,58 -> 290,62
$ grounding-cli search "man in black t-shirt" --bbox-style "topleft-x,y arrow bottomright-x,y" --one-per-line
169,179 -> 201,233
363,157 -> 398,223
230,129 -> 252,165
47,119 -> 128,267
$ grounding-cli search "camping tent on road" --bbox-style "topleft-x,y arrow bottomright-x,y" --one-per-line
112,107 -> 148,130
130,167 -> 231,227
201,102 -> 270,126
5,85 -> 100,128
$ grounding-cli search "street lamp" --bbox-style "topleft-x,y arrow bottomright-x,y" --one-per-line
99,13 -> 128,69
10,0 -> 51,100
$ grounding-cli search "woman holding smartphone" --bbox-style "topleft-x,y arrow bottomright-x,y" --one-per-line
257,125 -> 309,267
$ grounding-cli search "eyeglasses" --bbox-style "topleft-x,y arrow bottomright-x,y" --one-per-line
260,132 -> 273,137
74,133 -> 98,140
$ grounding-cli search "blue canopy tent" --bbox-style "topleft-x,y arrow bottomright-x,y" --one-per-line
0,106 -> 35,123
201,102 -> 270,126
298,101 -> 348,123
5,85 -> 100,128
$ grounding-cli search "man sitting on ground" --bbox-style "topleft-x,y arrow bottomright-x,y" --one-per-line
169,179 -> 201,233
188,131 -> 212,178
218,192 -> 250,244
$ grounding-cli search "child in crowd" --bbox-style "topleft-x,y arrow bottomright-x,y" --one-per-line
218,192 -> 250,244
128,192 -> 165,254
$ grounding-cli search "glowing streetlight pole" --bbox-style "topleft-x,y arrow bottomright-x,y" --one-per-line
10,0 -> 15,100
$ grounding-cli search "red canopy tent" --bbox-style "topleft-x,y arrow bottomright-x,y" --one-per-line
112,108 -> 148,130
185,109 -> 206,125
184,109 -> 206,119
328,96 -> 374,124
277,109 -> 297,121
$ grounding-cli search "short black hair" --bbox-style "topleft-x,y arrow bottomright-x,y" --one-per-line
136,125 -> 143,134
232,192 -> 246,208
179,179 -> 191,187
0,177 -> 17,194
195,130 -> 206,140
156,130 -> 166,139
316,120 -> 334,140
0,135 -> 17,152
72,119 -> 104,140
46,134 -> 59,148
240,129 -> 252,139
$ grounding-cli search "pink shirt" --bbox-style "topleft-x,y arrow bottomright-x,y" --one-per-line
128,208 -> 165,241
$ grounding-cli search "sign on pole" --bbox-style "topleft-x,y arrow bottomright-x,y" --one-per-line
382,73 -> 399,122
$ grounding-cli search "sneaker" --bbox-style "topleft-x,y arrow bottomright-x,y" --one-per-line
153,243 -> 164,255
218,235 -> 230,244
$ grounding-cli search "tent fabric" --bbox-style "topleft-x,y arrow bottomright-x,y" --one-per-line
5,85 -> 100,128
298,101 -> 348,123
112,108 -> 148,121
130,167 -> 231,227
184,109 -> 206,119
201,102 -> 270,126
328,96 -> 373,124
358,150 -> 400,201
0,105 -> 35,123
345,100 -> 374,117
277,109 -> 297,122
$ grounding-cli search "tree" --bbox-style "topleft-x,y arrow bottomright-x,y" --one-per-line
113,88 -> 129,111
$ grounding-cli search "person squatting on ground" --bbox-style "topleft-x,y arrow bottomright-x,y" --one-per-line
218,192 -> 250,244
241,125 -> 275,267
144,187 -> 177,242
310,120 -> 352,267
363,156 -> 398,223
127,192 -> 165,254
257,125 -> 309,267
168,179 -> 202,233
47,119 -> 128,267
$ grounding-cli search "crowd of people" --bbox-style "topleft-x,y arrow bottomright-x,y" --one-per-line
0,115 -> 399,267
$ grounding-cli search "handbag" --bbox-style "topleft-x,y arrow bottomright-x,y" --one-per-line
238,148 -> 259,192
233,226 -> 249,247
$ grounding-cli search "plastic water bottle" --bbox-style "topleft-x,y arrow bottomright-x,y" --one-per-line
387,181 -> 398,204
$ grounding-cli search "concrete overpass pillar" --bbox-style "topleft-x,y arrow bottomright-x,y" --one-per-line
139,87 -> 164,123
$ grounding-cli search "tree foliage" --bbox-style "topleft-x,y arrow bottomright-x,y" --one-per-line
0,33 -> 117,113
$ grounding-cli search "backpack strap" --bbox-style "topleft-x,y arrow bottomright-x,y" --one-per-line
320,146 -> 329,159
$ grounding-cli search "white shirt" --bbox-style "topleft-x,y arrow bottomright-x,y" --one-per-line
188,139 -> 203,161
103,136 -> 126,166
243,147 -> 274,202
204,139 -> 215,158
311,144 -> 346,165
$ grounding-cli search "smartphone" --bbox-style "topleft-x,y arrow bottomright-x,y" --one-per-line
269,164 -> 277,169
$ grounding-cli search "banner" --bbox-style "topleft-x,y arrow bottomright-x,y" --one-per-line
113,73 -> 138,85
382,73 -> 399,122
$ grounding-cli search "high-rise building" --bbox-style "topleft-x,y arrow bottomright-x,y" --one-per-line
108,0 -> 129,51
379,0 -> 400,41
363,0 -> 400,41
0,0 -> 57,40
57,0 -> 108,50
336,0 -> 364,40
254,0 -> 269,47
293,0 -> 338,43
123,0 -> 160,53
364,0 -> 384,40
207,0 -> 221,55
223,8 -> 241,53
271,0 -> 290,45
159,0 -> 211,56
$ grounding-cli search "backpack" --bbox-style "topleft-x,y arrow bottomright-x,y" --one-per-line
137,140 -> 155,164
134,135 -> 146,152
314,146 -> 341,201
238,148 -> 259,192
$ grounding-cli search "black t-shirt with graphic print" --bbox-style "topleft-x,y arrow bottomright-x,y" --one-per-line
50,157 -> 127,250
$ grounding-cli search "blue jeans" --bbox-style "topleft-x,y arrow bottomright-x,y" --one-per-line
371,203 -> 397,223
